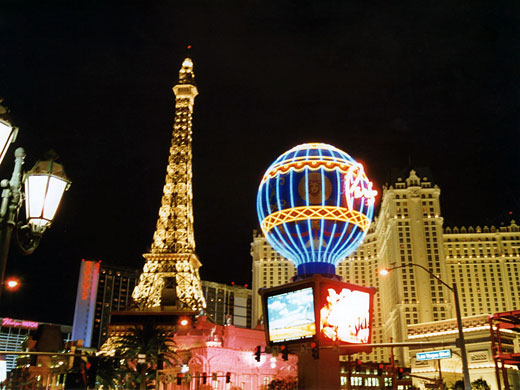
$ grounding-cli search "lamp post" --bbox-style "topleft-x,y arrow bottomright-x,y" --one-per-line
0,101 -> 70,298
379,262 -> 471,390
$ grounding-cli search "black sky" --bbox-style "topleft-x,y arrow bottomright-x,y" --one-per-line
0,1 -> 518,325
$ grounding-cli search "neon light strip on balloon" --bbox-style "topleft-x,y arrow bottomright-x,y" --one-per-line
260,206 -> 371,235
261,160 -> 354,184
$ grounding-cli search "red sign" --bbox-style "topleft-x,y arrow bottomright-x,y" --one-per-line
81,260 -> 101,300
2,317 -> 39,329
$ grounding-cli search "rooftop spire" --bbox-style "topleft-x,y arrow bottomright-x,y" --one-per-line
178,45 -> 195,85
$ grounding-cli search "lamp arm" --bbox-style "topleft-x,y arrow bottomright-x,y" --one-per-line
15,224 -> 42,255
387,263 -> 452,291
405,263 -> 452,291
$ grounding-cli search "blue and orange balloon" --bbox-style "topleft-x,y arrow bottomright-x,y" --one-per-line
257,143 -> 377,276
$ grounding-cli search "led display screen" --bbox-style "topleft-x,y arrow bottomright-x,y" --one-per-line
266,287 -> 316,343
261,274 -> 375,351
319,285 -> 372,344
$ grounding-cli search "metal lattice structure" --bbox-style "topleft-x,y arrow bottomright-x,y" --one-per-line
489,310 -> 520,390
132,56 -> 205,311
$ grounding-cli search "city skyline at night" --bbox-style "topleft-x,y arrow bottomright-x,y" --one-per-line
0,2 -> 517,325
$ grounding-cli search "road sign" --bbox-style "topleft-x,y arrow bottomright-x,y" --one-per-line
416,349 -> 452,361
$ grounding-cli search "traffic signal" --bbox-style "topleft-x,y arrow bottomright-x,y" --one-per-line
377,363 -> 384,376
254,345 -> 261,362
212,373 -> 218,381
177,373 -> 182,385
226,372 -> 231,383
397,367 -> 411,379
202,372 -> 207,384
65,373 -> 86,390
355,359 -> 362,372
86,355 -> 98,389
310,342 -> 319,360
280,345 -> 289,361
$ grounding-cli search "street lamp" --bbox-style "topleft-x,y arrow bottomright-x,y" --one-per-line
0,100 -> 18,166
0,101 -> 71,298
379,262 -> 471,390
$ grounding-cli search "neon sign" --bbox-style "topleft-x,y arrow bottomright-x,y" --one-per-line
81,260 -> 100,300
257,143 -> 377,276
2,317 -> 39,329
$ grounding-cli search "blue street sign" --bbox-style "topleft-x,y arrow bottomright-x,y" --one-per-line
416,349 -> 452,361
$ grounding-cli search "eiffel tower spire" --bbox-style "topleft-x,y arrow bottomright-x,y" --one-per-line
132,52 -> 206,311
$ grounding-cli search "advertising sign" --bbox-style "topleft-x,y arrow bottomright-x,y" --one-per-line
266,287 -> 316,343
261,274 -> 375,352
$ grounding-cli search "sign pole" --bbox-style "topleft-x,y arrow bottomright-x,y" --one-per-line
437,358 -> 443,390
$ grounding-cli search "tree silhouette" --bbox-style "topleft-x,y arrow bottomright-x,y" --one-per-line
113,324 -> 176,390
471,378 -> 490,390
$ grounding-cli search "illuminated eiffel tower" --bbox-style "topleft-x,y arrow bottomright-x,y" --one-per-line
131,53 -> 206,312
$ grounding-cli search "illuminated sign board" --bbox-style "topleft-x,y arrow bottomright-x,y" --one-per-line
267,287 -> 316,343
261,274 -> 375,352
416,349 -> 452,361
320,284 -> 371,344
1,317 -> 39,329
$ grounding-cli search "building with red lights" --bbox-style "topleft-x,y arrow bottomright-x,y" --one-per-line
71,260 -> 139,348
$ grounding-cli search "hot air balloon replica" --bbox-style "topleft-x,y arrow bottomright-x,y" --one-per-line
257,143 -> 377,277
258,143 -> 378,388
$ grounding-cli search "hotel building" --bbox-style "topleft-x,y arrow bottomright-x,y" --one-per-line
201,280 -> 253,328
71,260 -> 139,348
251,168 -> 520,387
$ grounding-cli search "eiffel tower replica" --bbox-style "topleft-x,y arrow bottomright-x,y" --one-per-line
106,52 -> 206,337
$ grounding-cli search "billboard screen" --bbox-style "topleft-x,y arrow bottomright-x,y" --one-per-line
319,284 -> 372,344
266,286 -> 316,343
261,274 -> 375,350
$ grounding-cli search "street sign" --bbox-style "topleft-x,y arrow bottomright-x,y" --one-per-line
416,349 -> 452,361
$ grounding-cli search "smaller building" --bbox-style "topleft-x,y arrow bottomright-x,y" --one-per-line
407,314 -> 520,389
0,318 -> 71,373
3,323 -> 73,390
71,259 -> 139,348
167,315 -> 297,390
201,280 -> 252,328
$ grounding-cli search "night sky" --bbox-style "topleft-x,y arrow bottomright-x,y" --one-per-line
1,1 -> 518,326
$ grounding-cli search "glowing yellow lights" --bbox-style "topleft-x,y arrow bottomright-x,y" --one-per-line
260,206 -> 371,235
182,58 -> 193,68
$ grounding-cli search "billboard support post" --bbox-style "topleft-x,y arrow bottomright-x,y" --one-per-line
297,346 -> 340,390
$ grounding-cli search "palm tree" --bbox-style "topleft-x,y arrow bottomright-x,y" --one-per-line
113,324 -> 176,390
471,378 -> 490,390
94,355 -> 125,389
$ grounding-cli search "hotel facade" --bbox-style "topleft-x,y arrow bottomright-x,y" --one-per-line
251,168 -> 520,388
